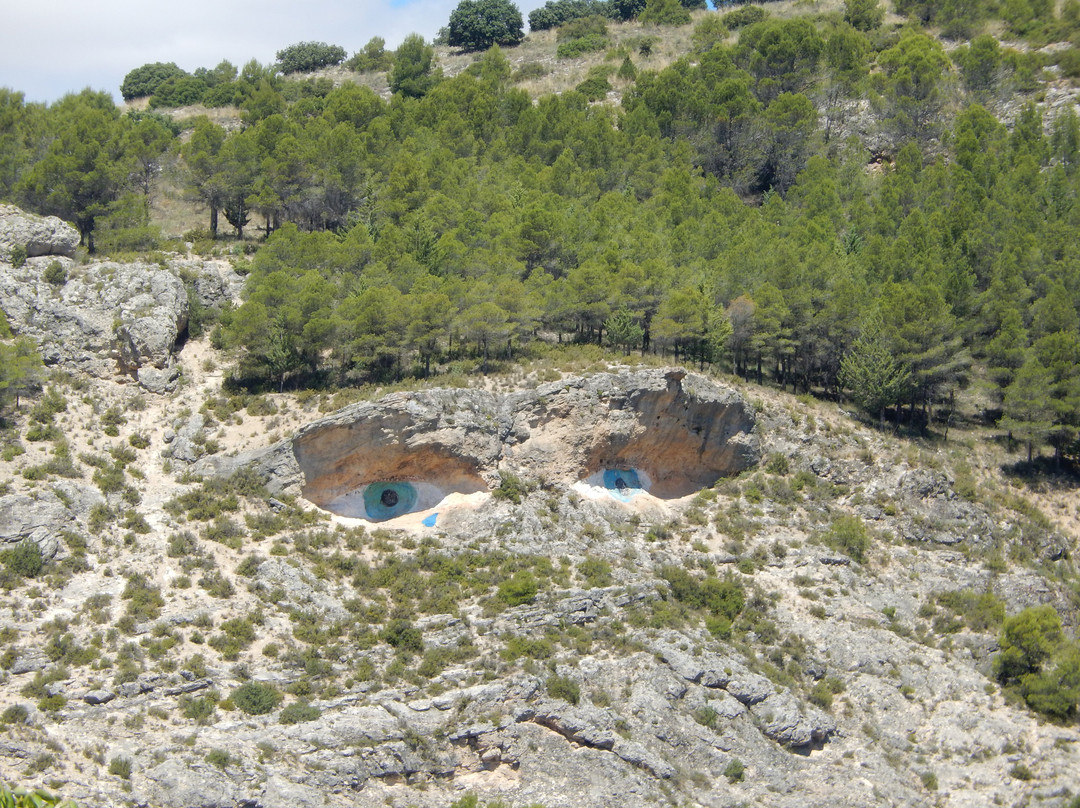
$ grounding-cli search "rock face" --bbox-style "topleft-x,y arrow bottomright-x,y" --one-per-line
0,207 -> 242,391
234,368 -> 759,509
0,204 -> 80,260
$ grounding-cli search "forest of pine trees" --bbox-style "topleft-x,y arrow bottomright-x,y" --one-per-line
2,0 -> 1079,463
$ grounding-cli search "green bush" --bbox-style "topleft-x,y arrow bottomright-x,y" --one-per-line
380,619 -> 424,654
232,681 -> 282,715
3,541 -> 45,579
493,471 -> 531,504
108,756 -> 132,779
556,34 -> 610,58
276,41 -> 346,74
179,695 -> 216,722
0,704 -> 29,724
205,748 -> 232,769
43,262 -> 67,286
723,757 -> 744,782
497,570 -> 539,606
278,700 -> 321,725
546,674 -> 580,704
822,515 -> 870,562
121,62 -> 188,100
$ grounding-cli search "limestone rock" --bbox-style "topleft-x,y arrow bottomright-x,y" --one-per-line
142,759 -> 239,808
216,369 -> 759,509
751,692 -> 837,748
0,492 -> 69,559
0,204 -> 80,259
137,365 -> 180,394
0,257 -> 187,381
83,689 -> 116,705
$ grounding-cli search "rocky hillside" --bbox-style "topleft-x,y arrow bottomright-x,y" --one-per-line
0,207 -> 1078,807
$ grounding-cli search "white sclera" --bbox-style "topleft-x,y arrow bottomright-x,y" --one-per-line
324,481 -> 447,521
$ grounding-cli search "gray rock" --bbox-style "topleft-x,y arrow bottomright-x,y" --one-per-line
142,759 -> 238,808
259,775 -> 325,808
612,740 -> 677,779
0,252 -> 188,382
163,678 -> 212,696
137,364 -> 180,394
751,692 -> 837,748
83,689 -> 115,705
0,205 -> 80,259
0,492 -> 69,559
725,673 -> 775,706
10,651 -> 49,675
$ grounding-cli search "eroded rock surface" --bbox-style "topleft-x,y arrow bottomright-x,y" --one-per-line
0,207 -> 242,390
229,368 -> 759,511
0,204 -> 80,260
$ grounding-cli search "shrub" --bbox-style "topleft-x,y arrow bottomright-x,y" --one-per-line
3,541 -> 45,579
232,681 -> 282,715
722,4 -> 767,29
205,748 -> 232,769
179,695 -> 216,722
546,674 -> 580,704
43,262 -> 67,286
493,471 -> 531,504
723,757 -> 744,783
276,41 -> 347,74
278,700 -> 321,725
497,570 -> 539,606
108,756 -> 132,779
556,34 -> 610,58
0,704 -> 29,725
380,619 -> 424,654
121,62 -> 188,100
822,515 -> 870,562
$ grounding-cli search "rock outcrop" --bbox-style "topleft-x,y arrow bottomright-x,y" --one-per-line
0,204 -> 80,260
203,368 -> 759,512
0,206 -> 242,391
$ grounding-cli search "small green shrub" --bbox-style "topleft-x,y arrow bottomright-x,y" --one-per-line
546,674 -> 580,705
278,700 -> 321,725
380,619 -> 424,654
822,515 -> 870,562
108,756 -> 132,779
3,541 -> 45,579
43,262 -> 67,286
723,757 -> 744,783
232,681 -> 282,715
205,748 -> 233,769
0,704 -> 29,724
498,570 -> 539,606
493,471 -> 531,504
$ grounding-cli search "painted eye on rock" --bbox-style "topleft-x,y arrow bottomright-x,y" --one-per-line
603,468 -> 643,501
577,468 -> 650,502
324,482 -> 447,522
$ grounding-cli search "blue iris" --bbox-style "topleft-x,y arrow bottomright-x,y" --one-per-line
603,468 -> 642,501
362,482 -> 419,521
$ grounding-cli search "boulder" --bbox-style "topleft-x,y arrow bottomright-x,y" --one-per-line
0,204 -> 80,259
0,492 -> 69,559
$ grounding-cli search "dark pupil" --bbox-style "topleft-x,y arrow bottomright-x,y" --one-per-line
380,489 -> 399,507
615,477 -> 626,490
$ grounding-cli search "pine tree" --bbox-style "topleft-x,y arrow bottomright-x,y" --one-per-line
838,319 -> 910,428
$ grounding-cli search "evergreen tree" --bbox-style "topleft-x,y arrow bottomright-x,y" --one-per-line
838,318 -> 911,428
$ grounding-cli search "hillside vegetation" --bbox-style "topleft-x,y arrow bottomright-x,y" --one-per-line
1,4 -> 1080,803
4,1 -> 1080,467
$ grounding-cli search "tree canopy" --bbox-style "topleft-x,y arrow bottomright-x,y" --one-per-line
448,0 -> 525,51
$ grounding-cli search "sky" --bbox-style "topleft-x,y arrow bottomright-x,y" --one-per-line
0,0 -> 546,105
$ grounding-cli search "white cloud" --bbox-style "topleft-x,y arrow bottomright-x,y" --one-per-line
1,0 -> 547,104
